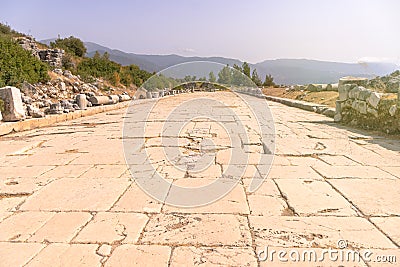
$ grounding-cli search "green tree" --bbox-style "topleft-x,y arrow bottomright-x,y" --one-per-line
251,69 -> 262,86
208,71 -> 216,82
217,65 -> 232,84
263,74 -> 275,87
242,62 -> 251,78
50,36 -> 87,57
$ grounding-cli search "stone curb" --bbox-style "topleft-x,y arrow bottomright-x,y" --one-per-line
264,95 -> 335,118
0,96 -> 169,136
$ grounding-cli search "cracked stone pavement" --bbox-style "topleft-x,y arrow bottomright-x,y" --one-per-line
0,92 -> 399,266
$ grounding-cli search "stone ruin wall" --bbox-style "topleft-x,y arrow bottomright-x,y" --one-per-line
15,36 -> 64,68
335,76 -> 400,134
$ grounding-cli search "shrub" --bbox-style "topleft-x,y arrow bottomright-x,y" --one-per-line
0,35 -> 49,87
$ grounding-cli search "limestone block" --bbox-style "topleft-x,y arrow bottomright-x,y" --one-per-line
338,84 -> 351,101
338,76 -> 368,87
357,87 -> 371,101
0,86 -> 26,121
367,92 -> 381,109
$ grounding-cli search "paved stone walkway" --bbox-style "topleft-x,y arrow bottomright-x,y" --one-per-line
0,92 -> 399,266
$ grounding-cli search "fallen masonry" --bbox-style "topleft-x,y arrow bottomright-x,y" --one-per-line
0,86 -> 26,122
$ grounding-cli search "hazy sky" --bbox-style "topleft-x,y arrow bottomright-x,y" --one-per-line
1,0 -> 399,64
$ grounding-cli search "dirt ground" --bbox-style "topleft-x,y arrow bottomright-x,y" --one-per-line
262,87 -> 339,108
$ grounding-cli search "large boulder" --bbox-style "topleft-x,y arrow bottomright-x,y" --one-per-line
0,86 -> 26,121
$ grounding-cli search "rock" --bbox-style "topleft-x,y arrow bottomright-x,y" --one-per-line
49,102 -> 63,114
59,82 -> 66,91
0,86 -> 26,121
348,86 -> 361,99
75,94 -> 87,110
118,94 -> 131,102
0,111 -> 2,121
22,95 -> 33,104
87,101 -> 93,107
53,68 -> 63,75
334,113 -> 342,122
367,92 -> 381,109
389,105 -> 397,116
134,88 -> 148,99
386,78 -> 400,93
367,106 -> 379,117
63,70 -> 73,78
27,105 -> 45,118
146,91 -> 153,99
357,87 -> 371,101
151,92 -> 159,98
338,84 -> 352,101
357,101 -> 367,114
330,83 -> 339,92
60,100 -> 74,110
89,95 -> 110,105
352,100 -> 367,114
108,95 -> 120,104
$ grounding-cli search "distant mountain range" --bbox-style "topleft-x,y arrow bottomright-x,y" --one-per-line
41,39 -> 399,85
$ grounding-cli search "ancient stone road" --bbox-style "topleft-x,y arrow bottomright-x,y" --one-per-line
0,92 -> 399,266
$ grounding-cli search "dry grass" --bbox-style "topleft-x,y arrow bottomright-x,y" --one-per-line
263,87 -> 339,107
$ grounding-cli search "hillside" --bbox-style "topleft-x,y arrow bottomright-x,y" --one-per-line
40,39 -> 400,85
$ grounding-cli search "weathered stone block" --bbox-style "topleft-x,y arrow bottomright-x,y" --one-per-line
338,76 -> 368,87
0,86 -> 26,121
146,92 -> 152,99
357,101 -> 367,114
338,84 -> 351,101
348,86 -> 362,99
357,87 -> 371,101
151,92 -> 159,98
367,92 -> 381,109
367,106 -> 378,117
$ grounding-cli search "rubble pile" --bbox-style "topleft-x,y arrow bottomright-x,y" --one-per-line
16,36 -> 64,67
367,70 -> 400,93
